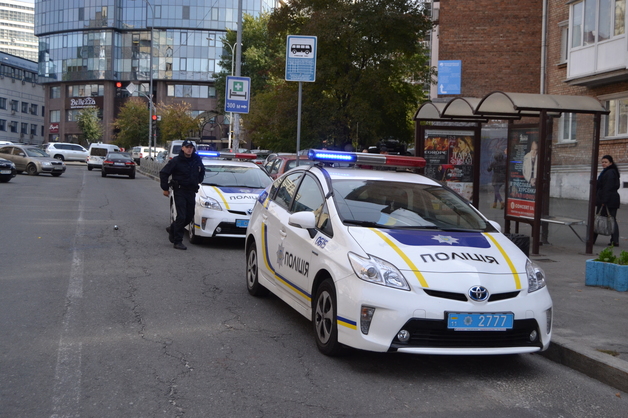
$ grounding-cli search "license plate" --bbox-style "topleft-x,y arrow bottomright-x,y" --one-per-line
114,162 -> 125,166
236,219 -> 249,228
447,312 -> 513,331
0,170 -> 10,174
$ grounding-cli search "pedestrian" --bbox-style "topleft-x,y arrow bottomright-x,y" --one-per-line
594,154 -> 621,247
487,148 -> 507,209
159,140 -> 206,250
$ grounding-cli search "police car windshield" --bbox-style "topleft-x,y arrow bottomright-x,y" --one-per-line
332,180 -> 490,231
202,165 -> 272,189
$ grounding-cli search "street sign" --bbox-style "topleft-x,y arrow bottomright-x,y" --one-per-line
285,35 -> 317,82
437,60 -> 462,95
225,76 -> 251,114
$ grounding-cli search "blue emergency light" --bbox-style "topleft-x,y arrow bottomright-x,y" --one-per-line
307,149 -> 426,168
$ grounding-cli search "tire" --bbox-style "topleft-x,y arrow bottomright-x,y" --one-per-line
189,222 -> 202,244
101,170 -> 106,177
51,173 -> 62,177
129,171 -> 135,179
54,154 -> 64,161
313,278 -> 345,356
246,240 -> 268,296
26,164 -> 38,176
0,176 -> 10,183
88,165 -> 93,171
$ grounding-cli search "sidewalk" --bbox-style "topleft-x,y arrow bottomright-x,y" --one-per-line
479,189 -> 628,393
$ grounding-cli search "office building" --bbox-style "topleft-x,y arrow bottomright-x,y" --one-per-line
0,0 -> 37,62
35,0 -> 277,145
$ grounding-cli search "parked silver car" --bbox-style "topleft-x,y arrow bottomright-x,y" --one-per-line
45,142 -> 89,162
0,144 -> 66,176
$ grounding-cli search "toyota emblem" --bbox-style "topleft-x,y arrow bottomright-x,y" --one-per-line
468,285 -> 489,302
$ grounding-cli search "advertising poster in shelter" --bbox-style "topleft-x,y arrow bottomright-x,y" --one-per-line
424,130 -> 474,201
506,126 -> 539,218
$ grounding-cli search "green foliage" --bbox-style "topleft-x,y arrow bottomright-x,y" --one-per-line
113,98 -> 150,150
76,108 -> 103,145
594,245 -> 628,265
156,102 -> 198,142
232,0 -> 434,151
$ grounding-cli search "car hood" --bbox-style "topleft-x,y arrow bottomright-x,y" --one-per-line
348,227 -> 530,291
200,185 -> 265,211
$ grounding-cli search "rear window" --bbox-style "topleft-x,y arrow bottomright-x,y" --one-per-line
90,147 -> 109,157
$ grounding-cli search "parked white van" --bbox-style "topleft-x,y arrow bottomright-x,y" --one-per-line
87,143 -> 121,170
167,140 -> 197,160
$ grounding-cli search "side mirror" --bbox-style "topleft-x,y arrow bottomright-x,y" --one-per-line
18,152 -> 25,157
288,211 -> 316,229
488,220 -> 502,232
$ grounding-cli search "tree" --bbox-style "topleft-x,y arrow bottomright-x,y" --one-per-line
112,98 -> 150,150
156,102 -> 197,143
241,0 -> 434,151
76,108 -> 103,145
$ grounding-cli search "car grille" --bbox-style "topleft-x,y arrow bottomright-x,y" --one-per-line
228,209 -> 249,216
51,161 -> 64,166
423,289 -> 520,302
214,222 -> 247,236
389,318 -> 541,350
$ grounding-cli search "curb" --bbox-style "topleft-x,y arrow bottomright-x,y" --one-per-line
540,335 -> 628,393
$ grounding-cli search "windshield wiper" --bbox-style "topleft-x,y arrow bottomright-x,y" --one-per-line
343,220 -> 389,228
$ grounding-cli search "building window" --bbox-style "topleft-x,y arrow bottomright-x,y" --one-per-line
182,6 -> 190,20
0,119 -> 5,131
10,100 -> 18,112
558,113 -> 578,143
31,124 -> 37,136
0,98 -> 5,110
30,104 -> 38,115
571,0 -> 626,48
67,110 -> 82,122
78,7 -> 84,21
603,95 -> 628,137
50,110 -> 60,123
10,121 -> 17,133
21,122 -> 28,134
559,21 -> 569,63
50,86 -> 61,99
21,102 -> 28,113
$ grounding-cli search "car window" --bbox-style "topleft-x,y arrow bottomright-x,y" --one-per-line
25,148 -> 49,157
332,180 -> 490,231
71,145 -> 84,151
90,148 -> 108,157
202,165 -> 272,189
274,172 -> 304,211
293,174 -> 333,237
285,159 -> 314,171
0,147 -> 10,155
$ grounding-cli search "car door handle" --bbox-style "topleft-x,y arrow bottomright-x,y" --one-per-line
280,229 -> 287,237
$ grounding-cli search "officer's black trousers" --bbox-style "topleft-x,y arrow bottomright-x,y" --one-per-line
171,188 -> 195,244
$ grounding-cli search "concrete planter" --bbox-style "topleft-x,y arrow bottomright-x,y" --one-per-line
585,260 -> 628,291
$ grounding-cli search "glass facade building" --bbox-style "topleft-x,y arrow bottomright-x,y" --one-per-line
35,0 -> 277,144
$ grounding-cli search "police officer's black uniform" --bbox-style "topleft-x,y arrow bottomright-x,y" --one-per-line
159,141 -> 205,249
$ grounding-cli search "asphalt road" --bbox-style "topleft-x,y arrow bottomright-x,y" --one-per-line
1,164 -> 626,418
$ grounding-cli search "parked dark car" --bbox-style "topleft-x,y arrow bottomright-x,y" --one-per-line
0,157 -> 16,182
101,152 -> 136,179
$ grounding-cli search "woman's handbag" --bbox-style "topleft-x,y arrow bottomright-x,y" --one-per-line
594,206 -> 615,236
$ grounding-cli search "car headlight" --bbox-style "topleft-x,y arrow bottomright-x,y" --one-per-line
348,252 -> 410,291
526,259 -> 546,293
198,196 -> 222,211
42,161 -> 51,166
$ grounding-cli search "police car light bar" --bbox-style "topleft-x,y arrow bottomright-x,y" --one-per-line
197,151 -> 256,160
307,149 -> 426,168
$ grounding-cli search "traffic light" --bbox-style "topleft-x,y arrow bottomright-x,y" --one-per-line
115,81 -> 123,97
151,114 -> 158,132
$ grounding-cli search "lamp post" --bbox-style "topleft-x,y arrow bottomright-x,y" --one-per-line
142,0 -> 155,157
223,40 -> 237,150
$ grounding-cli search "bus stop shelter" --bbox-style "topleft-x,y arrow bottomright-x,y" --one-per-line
413,91 -> 609,255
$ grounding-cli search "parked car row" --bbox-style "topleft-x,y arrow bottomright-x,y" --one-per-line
0,144 -> 66,176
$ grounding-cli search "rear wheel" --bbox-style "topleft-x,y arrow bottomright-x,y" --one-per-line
54,154 -> 64,161
87,165 -> 93,171
101,170 -> 106,177
129,171 -> 135,179
51,173 -> 62,177
26,164 -> 38,176
313,278 -> 345,356
246,240 -> 268,296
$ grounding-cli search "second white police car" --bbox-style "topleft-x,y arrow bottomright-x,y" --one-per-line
170,151 -> 272,244
245,149 -> 552,356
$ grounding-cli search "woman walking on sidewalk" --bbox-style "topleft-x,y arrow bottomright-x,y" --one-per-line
487,148 -> 507,209
595,155 -> 621,246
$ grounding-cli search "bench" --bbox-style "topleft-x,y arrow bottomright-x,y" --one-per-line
518,215 -> 586,242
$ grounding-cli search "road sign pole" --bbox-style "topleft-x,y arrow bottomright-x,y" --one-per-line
296,82 -> 302,164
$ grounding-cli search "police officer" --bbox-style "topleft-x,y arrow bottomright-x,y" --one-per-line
160,140 -> 205,250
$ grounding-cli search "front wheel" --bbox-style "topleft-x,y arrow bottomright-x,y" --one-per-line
26,164 -> 38,176
313,278 -> 345,356
246,240 -> 268,296
188,222 -> 202,244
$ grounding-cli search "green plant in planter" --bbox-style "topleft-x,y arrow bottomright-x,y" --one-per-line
594,246 -> 628,264
587,245 -> 628,291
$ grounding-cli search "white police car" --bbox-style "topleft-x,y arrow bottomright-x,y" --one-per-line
245,150 -> 552,356
171,152 -> 272,244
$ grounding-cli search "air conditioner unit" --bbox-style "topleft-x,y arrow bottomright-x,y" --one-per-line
11,110 -> 15,115
30,134 -> 34,139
